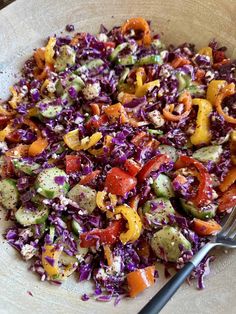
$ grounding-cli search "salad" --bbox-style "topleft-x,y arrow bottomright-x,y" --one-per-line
0,17 -> 235,302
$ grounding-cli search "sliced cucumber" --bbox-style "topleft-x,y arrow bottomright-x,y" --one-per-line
192,145 -> 223,163
137,55 -> 163,66
15,205 -> 49,226
119,68 -> 130,83
180,198 -> 217,219
55,45 -> 76,72
143,197 -> 175,227
67,184 -> 97,213
40,104 -> 62,119
109,42 -> 129,61
77,59 -> 104,74
72,219 -> 83,235
117,55 -> 137,66
152,174 -> 175,198
35,167 -> 69,199
151,226 -> 191,262
69,76 -> 85,92
158,145 -> 178,162
0,179 -> 19,209
13,159 -> 40,175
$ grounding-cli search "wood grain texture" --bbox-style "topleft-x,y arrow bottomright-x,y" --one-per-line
0,0 -> 236,313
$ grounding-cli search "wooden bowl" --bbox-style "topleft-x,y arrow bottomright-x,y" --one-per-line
0,1 -> 235,313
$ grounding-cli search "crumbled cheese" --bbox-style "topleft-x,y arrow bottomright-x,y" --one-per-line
21,244 -> 37,260
52,153 -> 59,159
54,125 -> 64,133
0,141 -> 8,153
96,268 -> 109,280
148,110 -> 165,127
37,188 -> 43,193
82,82 -> 101,100
46,81 -> 56,93
97,33 -> 108,42
74,116 -> 84,124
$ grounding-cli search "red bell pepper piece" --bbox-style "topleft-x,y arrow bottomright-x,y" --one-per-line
105,167 -> 137,196
124,159 -> 141,177
218,185 -> 236,213
104,42 -> 116,49
79,170 -> 101,186
65,155 -> 81,174
175,155 -> 213,207
80,220 -> 123,248
138,154 -> 171,182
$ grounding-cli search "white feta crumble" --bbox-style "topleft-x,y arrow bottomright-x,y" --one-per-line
96,268 -> 109,280
21,244 -> 37,260
97,33 -> 108,42
82,82 -> 101,100
148,110 -> 165,127
46,81 -> 56,93
0,141 -> 8,153
54,125 -> 64,133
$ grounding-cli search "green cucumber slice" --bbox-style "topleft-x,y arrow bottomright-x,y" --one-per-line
117,55 -> 137,66
67,184 -> 96,213
151,226 -> 191,262
55,45 -> 76,72
35,167 -> 69,199
180,198 -> 217,219
158,145 -> 178,162
13,159 -> 40,175
152,174 -> 175,198
143,197 -> 175,227
15,205 -> 49,226
192,145 -> 223,163
109,43 -> 129,61
137,55 -> 163,66
0,179 -> 19,209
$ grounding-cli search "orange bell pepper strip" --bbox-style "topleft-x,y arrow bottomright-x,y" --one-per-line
34,47 -> 46,69
90,103 -> 101,116
104,103 -> 126,119
45,37 -> 56,65
79,170 -> 101,186
219,167 -> 236,192
0,124 -> 14,141
8,86 -> 22,109
163,91 -> 192,121
5,144 -> 30,158
193,219 -> 222,236
215,83 -> 236,124
206,80 -> 227,105
119,93 -> 136,105
103,245 -> 113,267
171,57 -> 191,68
121,17 -> 151,46
218,185 -> 236,213
127,266 -> 155,298
28,137 -> 48,157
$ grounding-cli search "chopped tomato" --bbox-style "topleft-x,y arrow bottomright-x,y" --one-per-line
86,114 -> 108,129
79,170 -> 101,186
127,266 -> 155,298
105,167 -> 137,196
218,185 -> 236,213
65,155 -> 81,174
124,159 -> 141,176
138,154 -> 171,182
0,116 -> 11,128
104,42 -> 116,49
193,218 -> 222,236
175,155 -> 213,207
80,220 -> 123,248
213,50 -> 226,63
6,130 -> 21,143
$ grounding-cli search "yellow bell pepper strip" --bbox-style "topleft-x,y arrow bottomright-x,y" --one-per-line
190,98 -> 213,146
135,79 -> 160,97
40,79 -> 51,93
163,91 -> 192,122
136,67 -> 146,88
96,190 -> 117,211
0,124 -> 14,141
28,137 -> 49,157
63,129 -> 102,151
88,135 -> 113,156
121,17 -> 151,46
198,47 -> 213,63
115,205 -> 142,244
206,79 -> 227,105
42,244 -> 77,280
45,37 -> 56,65
8,86 -> 22,109
230,130 -> 236,165
215,83 -> 236,124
